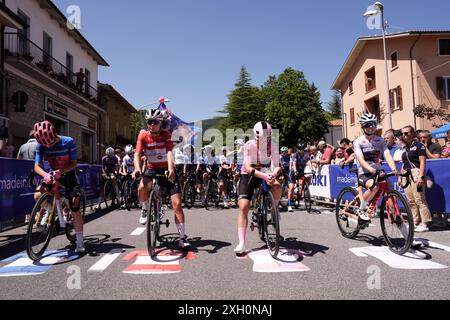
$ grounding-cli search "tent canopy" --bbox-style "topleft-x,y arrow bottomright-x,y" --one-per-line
432,122 -> 450,139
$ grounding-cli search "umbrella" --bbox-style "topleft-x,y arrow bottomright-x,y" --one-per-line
432,122 -> 450,139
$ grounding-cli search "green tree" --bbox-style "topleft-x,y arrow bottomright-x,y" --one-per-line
263,68 -> 329,146
327,90 -> 342,119
130,110 -> 147,138
219,66 -> 265,132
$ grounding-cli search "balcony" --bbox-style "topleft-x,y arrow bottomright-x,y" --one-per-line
3,33 -> 101,107
365,67 -> 376,93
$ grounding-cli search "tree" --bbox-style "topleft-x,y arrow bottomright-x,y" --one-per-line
327,90 -> 342,119
414,104 -> 450,128
130,110 -> 147,138
263,68 -> 329,146
219,66 -> 265,132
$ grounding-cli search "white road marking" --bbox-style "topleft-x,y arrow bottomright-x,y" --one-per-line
350,246 -> 447,269
88,249 -> 123,272
130,227 -> 146,236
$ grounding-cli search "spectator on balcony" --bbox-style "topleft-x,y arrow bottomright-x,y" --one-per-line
418,130 -> 442,159
75,68 -> 86,93
17,130 -> 38,161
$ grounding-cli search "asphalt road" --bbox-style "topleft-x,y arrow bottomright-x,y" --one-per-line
1,202 -> 449,300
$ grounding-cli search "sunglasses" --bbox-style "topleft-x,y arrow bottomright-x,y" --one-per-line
147,120 -> 161,126
402,132 -> 411,136
362,122 -> 377,129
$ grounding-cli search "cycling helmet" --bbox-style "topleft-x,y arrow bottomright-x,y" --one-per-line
235,139 -> 245,146
106,147 -> 115,157
183,144 -> 193,152
359,112 -> 378,126
253,121 -> 272,140
281,147 -> 288,152
34,121 -> 56,147
297,143 -> 306,150
145,108 -> 168,122
125,144 -> 134,155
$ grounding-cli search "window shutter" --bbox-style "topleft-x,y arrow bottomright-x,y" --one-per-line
398,86 -> 403,110
437,77 -> 445,100
389,89 -> 395,112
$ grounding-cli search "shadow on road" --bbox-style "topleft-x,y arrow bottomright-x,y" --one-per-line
280,237 -> 329,259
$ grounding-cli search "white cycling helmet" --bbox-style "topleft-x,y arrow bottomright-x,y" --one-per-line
106,147 -> 115,157
235,139 -> 245,146
145,108 -> 168,122
183,144 -> 193,152
125,144 -> 134,155
359,112 -> 378,126
253,121 -> 272,140
281,147 -> 288,152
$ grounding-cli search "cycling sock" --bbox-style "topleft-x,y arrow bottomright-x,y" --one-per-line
142,202 -> 149,211
238,227 -> 246,247
76,233 -> 84,244
360,200 -> 368,211
177,223 -> 186,240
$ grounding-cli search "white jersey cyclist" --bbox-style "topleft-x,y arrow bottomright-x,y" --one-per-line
353,135 -> 387,176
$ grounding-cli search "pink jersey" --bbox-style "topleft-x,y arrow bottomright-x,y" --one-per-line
241,140 -> 273,175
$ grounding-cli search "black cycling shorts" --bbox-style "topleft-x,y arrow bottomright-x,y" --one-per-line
143,168 -> 181,196
238,174 -> 263,202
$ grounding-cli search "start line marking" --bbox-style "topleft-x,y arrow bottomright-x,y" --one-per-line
239,249 -> 310,273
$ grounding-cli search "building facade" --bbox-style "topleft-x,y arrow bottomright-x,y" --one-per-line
2,0 -> 109,163
332,31 -> 450,140
98,83 -> 137,155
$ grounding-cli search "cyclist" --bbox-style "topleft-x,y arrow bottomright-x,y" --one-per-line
95,147 -> 120,210
219,146 -> 233,209
353,113 -> 398,221
132,109 -> 190,249
288,143 -> 310,212
234,121 -> 282,255
33,121 -> 85,253
279,146 -> 291,210
231,139 -> 245,195
120,145 -> 135,209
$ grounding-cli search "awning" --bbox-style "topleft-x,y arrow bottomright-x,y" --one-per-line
432,122 -> 450,139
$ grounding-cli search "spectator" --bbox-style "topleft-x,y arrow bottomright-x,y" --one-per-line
308,145 -> 320,170
75,68 -> 86,92
418,130 -> 442,159
332,148 -> 346,166
0,124 -> 8,157
316,141 -> 334,165
442,140 -> 450,158
17,130 -> 38,160
399,125 -> 432,232
383,130 -> 400,161
340,138 -> 355,166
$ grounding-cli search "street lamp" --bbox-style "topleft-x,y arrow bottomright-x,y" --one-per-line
364,2 -> 393,130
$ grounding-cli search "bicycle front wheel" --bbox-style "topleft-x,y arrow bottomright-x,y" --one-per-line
335,187 -> 361,239
380,190 -> 414,255
146,190 -> 161,257
303,183 -> 313,213
264,191 -> 280,258
183,181 -> 195,209
26,193 -> 56,261
104,181 -> 114,209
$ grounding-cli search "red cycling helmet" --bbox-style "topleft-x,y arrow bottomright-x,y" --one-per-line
34,121 -> 57,147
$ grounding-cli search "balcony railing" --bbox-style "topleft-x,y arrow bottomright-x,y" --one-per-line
4,33 -> 100,105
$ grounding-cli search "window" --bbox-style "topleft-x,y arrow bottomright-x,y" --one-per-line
391,51 -> 398,69
365,67 -> 376,92
446,78 -> 450,100
66,53 -> 73,79
43,32 -> 52,68
349,81 -> 353,94
439,39 -> 450,56
439,77 -> 450,100
390,86 -> 403,111
350,108 -> 355,125
17,10 -> 30,55
81,131 -> 94,163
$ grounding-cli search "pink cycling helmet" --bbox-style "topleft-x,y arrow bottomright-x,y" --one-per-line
253,121 -> 272,140
34,121 -> 57,147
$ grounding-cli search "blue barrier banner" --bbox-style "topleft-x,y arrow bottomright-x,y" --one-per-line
0,158 -> 102,231
329,159 -> 450,212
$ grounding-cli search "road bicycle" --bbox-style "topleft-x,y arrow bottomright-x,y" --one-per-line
335,169 -> 414,255
26,171 -> 86,261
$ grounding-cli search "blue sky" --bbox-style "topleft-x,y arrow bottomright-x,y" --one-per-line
53,0 -> 450,123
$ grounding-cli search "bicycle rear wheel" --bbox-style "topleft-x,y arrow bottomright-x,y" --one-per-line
303,183 -> 313,213
380,190 -> 414,255
26,193 -> 56,261
146,190 -> 161,257
66,191 -> 86,243
335,187 -> 361,239
183,180 -> 195,209
103,181 -> 114,209
264,191 -> 280,258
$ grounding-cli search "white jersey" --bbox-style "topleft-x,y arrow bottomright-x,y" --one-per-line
174,148 -> 185,165
219,154 -> 233,165
353,135 -> 387,176
122,154 -> 134,174
183,153 -> 199,165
